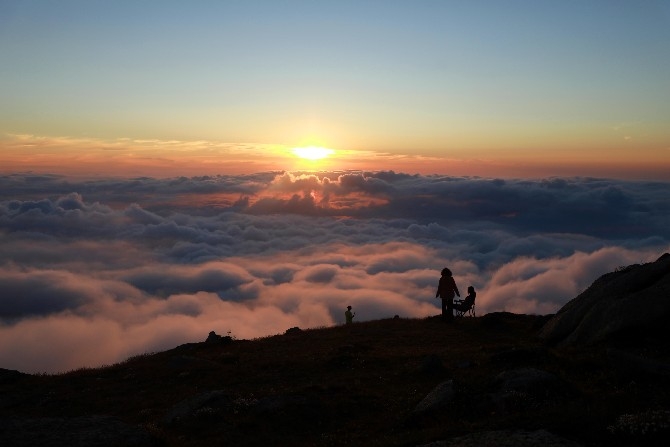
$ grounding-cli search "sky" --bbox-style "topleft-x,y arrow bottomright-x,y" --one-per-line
1,1 -> 669,373
1,0 -> 669,178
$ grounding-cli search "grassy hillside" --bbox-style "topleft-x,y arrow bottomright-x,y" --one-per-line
1,313 -> 669,446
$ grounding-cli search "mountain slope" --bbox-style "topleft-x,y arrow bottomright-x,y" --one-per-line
1,277 -> 669,446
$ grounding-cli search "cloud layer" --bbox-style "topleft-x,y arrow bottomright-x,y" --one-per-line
1,171 -> 668,373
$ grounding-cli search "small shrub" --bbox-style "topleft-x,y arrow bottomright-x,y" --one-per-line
233,395 -> 259,414
608,409 -> 670,438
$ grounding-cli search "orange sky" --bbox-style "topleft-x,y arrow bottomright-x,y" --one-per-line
1,3 -> 669,181
2,133 -> 669,180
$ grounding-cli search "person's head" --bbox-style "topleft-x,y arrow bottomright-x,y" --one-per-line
347,305 -> 352,310
441,268 -> 452,277
467,286 -> 475,294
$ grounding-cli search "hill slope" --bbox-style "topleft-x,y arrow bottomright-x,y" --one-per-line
1,306 -> 669,446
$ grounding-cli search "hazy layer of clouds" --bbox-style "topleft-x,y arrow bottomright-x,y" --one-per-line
1,171 -> 668,373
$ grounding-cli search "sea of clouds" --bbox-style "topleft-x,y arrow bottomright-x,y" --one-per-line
1,171 -> 669,373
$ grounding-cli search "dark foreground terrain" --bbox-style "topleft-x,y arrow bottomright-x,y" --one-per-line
1,311 -> 669,447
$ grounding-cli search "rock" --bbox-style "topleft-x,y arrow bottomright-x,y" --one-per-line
0,415 -> 158,447
163,390 -> 231,426
284,326 -> 302,335
489,368 -> 567,412
494,368 -> 560,394
416,429 -> 583,446
206,331 -> 220,342
413,380 -> 455,414
539,254 -> 670,346
205,331 -> 233,344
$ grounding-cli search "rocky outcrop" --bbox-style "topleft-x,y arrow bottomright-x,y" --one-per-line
205,331 -> 233,344
539,253 -> 670,346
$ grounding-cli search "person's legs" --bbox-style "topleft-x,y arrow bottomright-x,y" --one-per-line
443,298 -> 454,321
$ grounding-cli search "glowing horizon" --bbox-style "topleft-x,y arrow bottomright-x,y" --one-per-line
1,133 -> 669,181
0,2 -> 668,181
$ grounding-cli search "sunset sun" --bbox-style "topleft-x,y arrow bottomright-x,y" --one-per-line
292,146 -> 334,160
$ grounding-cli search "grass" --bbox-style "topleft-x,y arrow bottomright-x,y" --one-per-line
1,313 -> 669,446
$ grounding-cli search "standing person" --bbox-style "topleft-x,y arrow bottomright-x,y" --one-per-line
345,305 -> 355,324
436,268 -> 460,322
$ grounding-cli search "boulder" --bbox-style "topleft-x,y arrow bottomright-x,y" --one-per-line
413,380 -> 455,414
539,253 -> 670,346
494,368 -> 559,393
493,367 -> 564,399
489,368 -> 568,412
163,390 -> 231,426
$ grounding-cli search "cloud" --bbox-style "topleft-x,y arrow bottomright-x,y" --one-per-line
123,262 -> 255,298
0,172 -> 668,373
0,270 -> 92,319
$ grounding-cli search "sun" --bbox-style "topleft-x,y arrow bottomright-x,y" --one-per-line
292,146 -> 334,160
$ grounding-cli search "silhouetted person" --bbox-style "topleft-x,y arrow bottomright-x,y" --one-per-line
345,305 -> 355,324
436,267 -> 460,321
453,285 -> 476,314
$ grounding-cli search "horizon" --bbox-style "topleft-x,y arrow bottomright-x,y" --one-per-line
1,1 -> 669,373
